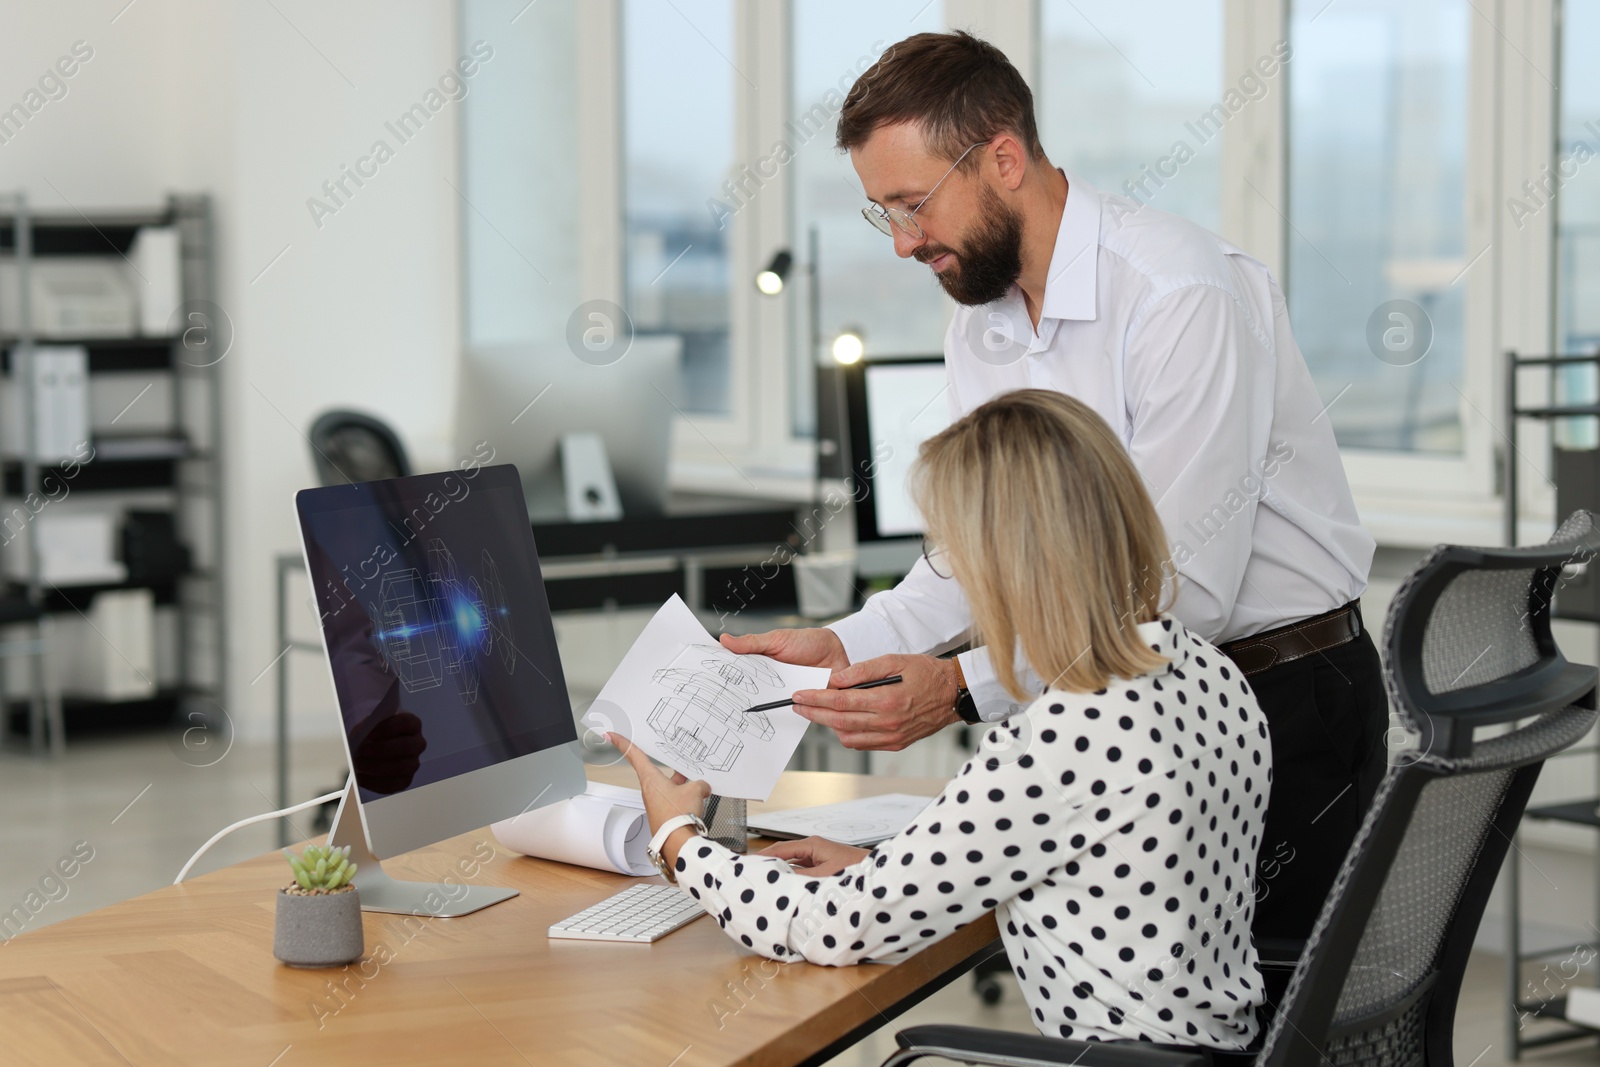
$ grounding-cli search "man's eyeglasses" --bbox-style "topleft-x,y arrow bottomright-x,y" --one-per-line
921,535 -> 954,580
862,140 -> 987,241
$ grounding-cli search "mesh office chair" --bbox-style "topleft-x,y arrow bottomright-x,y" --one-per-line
306,409 -> 411,486
882,511 -> 1600,1067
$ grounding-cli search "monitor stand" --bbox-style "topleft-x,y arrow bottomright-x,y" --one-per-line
325,780 -> 518,918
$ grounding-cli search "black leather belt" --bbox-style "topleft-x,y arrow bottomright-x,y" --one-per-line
1218,600 -> 1363,678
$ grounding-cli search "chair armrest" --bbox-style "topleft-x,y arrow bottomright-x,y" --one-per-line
882,1025 -> 1211,1067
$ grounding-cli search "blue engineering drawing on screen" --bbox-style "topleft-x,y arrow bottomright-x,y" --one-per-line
648,645 -> 780,773
372,539 -> 515,704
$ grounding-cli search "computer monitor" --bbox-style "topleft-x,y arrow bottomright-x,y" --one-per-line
455,336 -> 682,520
297,463 -> 586,915
843,356 -> 953,576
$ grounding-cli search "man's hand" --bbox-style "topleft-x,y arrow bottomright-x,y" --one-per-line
720,627 -> 849,671
757,836 -> 870,877
791,653 -> 962,751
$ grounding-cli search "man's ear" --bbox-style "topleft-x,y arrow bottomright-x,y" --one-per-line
990,133 -> 1030,192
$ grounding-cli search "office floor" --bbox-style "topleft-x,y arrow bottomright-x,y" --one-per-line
2,734 -> 1597,1066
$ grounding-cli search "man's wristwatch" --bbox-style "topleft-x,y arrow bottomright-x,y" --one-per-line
647,813 -> 708,885
951,657 -> 982,725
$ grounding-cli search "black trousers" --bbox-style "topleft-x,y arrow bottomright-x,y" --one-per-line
1246,627 -> 1389,943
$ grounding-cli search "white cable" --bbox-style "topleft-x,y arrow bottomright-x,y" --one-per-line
174,788 -> 346,885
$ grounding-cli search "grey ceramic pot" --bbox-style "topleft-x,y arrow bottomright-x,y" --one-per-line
273,887 -> 364,968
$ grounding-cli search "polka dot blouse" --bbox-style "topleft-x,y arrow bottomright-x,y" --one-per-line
672,617 -> 1272,1048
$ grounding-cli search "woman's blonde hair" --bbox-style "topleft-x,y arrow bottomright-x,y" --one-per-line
912,389 -> 1171,698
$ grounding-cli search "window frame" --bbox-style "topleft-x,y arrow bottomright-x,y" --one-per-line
574,0 -> 811,499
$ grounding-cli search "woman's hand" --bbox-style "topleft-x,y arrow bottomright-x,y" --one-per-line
607,733 -> 711,871
757,836 -> 870,877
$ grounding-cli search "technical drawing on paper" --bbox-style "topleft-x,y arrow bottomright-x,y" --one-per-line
371,539 -> 515,703
590,594 -> 828,800
646,644 -> 782,773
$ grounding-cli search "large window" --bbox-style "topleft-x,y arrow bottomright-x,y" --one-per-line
623,0 -> 737,415
1287,0 -> 1469,455
459,0 -> 581,347
790,0 -> 949,435
1037,0 -> 1225,233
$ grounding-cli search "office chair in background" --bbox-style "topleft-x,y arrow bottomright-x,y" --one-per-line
307,409 -> 411,485
882,511 -> 1600,1067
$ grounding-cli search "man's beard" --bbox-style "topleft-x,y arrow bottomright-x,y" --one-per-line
915,184 -> 1024,306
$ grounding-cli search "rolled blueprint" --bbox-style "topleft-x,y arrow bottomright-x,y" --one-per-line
490,780 -> 654,876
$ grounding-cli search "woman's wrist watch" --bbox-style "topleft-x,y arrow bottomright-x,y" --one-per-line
647,813 -> 708,884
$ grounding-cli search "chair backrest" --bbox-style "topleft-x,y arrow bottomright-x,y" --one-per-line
307,409 -> 411,486
1256,511 -> 1600,1067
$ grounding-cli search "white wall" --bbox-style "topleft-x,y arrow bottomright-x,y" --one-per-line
1,0 -> 467,740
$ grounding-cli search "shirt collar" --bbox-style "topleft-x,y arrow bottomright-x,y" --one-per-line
1135,615 -> 1188,676
1038,171 -> 1101,323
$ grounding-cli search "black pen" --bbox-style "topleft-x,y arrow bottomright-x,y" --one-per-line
742,674 -> 904,713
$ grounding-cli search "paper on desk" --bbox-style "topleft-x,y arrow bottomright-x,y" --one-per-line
490,781 -> 655,876
584,595 -> 828,801
748,793 -> 935,848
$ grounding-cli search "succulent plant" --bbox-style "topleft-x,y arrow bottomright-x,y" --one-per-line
283,843 -> 357,892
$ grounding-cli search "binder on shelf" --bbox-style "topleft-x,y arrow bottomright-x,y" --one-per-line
129,227 -> 182,335
5,345 -> 89,463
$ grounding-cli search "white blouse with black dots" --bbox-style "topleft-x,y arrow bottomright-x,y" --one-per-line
671,617 -> 1272,1048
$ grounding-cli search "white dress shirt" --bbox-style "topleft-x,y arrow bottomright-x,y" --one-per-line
675,617 -> 1269,1047
829,173 -> 1375,720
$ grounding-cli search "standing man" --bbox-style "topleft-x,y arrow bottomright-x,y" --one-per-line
722,31 -> 1383,944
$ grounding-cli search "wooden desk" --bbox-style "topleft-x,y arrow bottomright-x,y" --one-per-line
0,768 -> 999,1067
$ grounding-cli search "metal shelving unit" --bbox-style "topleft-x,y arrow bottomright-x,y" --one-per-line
1503,348 -> 1600,1058
0,192 -> 226,746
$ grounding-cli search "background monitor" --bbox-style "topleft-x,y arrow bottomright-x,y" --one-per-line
455,336 -> 682,520
297,464 -> 586,912
844,356 -> 953,576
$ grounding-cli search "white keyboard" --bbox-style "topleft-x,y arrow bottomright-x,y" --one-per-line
548,883 -> 707,943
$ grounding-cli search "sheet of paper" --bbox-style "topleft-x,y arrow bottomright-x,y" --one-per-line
490,782 -> 653,876
585,595 -> 828,801
748,793 -> 935,847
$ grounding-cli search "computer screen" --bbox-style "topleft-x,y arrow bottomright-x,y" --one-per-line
297,464 -> 576,804
865,362 -> 952,537
845,357 -> 952,543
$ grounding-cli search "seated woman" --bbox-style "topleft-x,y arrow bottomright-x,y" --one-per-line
610,389 -> 1271,1047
